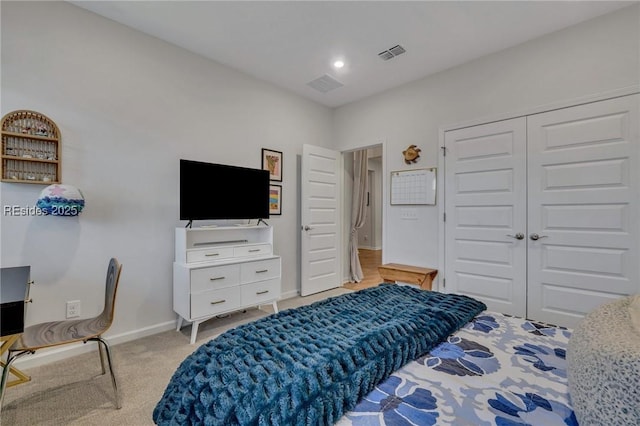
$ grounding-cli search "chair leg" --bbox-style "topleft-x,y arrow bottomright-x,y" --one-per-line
88,337 -> 121,409
97,341 -> 106,375
0,350 -> 32,413
0,352 -> 12,413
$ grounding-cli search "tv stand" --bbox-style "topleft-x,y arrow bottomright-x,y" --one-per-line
173,225 -> 281,344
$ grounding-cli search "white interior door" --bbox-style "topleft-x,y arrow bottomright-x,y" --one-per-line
301,144 -> 342,296
527,95 -> 639,327
444,118 -> 527,316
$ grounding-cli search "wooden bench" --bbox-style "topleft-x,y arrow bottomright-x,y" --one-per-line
378,263 -> 438,290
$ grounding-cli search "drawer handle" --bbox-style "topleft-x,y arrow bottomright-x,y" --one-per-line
256,269 -> 268,273
205,253 -> 220,257
209,276 -> 225,281
248,249 -> 261,253
256,290 -> 269,295
210,299 -> 226,305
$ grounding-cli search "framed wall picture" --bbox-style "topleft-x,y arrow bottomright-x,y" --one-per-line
262,148 -> 283,182
269,184 -> 282,215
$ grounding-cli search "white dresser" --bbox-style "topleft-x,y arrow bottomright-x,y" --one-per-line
173,225 -> 280,344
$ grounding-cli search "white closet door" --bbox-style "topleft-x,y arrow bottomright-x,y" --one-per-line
444,118 -> 527,316
527,94 -> 639,327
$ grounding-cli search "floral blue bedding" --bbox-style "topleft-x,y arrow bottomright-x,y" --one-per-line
338,312 -> 577,426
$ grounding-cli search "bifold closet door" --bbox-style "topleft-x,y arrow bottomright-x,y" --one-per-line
526,94 -> 639,327
444,118 -> 527,317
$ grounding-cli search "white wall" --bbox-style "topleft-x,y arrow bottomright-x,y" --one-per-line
368,156 -> 382,250
1,1 -> 333,356
334,5 -> 640,283
357,155 -> 382,250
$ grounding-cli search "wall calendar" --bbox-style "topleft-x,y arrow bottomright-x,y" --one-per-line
390,168 -> 436,205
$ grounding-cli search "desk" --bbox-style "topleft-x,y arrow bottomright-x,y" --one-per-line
0,266 -> 33,392
0,334 -> 30,388
378,263 -> 438,290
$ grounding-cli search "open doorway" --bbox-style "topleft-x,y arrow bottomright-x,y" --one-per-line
343,146 -> 383,291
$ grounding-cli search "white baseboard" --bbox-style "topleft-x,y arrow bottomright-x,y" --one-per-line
280,289 -> 299,300
12,320 -> 177,370
11,291 -> 312,369
358,246 -> 381,251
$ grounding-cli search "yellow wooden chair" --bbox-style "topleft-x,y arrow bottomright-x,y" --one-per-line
0,258 -> 123,411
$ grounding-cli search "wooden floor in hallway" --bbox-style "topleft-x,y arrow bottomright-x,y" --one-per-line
343,248 -> 383,291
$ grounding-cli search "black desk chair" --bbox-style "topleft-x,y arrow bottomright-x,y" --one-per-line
0,258 -> 123,411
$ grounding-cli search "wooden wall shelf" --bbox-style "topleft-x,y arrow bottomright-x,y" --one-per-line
1,110 -> 61,184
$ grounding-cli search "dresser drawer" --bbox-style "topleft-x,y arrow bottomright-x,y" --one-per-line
190,287 -> 241,319
241,279 -> 280,306
240,258 -> 280,283
233,244 -> 272,258
186,246 -> 234,263
191,264 -> 240,292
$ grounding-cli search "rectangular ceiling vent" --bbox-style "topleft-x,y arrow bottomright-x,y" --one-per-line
307,74 -> 344,93
378,44 -> 406,61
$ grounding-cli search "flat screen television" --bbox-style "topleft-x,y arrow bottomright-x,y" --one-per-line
180,159 -> 270,221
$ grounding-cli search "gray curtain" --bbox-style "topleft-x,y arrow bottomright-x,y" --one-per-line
349,150 -> 369,282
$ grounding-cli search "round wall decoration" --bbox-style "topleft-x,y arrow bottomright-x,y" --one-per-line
402,144 -> 421,164
36,184 -> 85,216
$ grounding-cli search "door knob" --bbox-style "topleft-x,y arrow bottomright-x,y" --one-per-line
303,225 -> 313,231
530,233 -> 548,241
507,233 -> 525,240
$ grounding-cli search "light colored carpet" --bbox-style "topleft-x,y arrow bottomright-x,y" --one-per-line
1,287 -> 351,425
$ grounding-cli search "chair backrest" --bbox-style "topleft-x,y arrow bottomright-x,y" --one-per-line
101,258 -> 122,325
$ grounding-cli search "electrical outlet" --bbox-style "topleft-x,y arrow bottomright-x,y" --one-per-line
400,208 -> 418,220
66,300 -> 81,318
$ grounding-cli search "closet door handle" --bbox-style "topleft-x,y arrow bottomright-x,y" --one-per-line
506,233 -> 525,240
530,233 -> 548,241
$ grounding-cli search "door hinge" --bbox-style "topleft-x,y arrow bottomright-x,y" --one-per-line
442,278 -> 446,288
440,146 -> 447,156
443,212 -> 446,222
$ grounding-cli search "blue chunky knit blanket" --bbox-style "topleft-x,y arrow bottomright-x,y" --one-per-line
153,284 -> 486,425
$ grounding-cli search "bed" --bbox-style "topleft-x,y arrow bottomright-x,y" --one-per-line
339,311 -> 575,426
153,285 -> 575,425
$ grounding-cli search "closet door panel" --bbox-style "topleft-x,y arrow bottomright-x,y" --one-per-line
444,118 -> 527,316
527,95 -> 639,327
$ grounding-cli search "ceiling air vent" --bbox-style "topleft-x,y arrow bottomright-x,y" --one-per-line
378,50 -> 394,61
307,74 -> 344,93
378,44 -> 406,61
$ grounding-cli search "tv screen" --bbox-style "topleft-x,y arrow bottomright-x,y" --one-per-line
180,159 -> 270,221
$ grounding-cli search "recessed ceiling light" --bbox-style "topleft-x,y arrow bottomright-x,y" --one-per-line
333,60 -> 345,69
